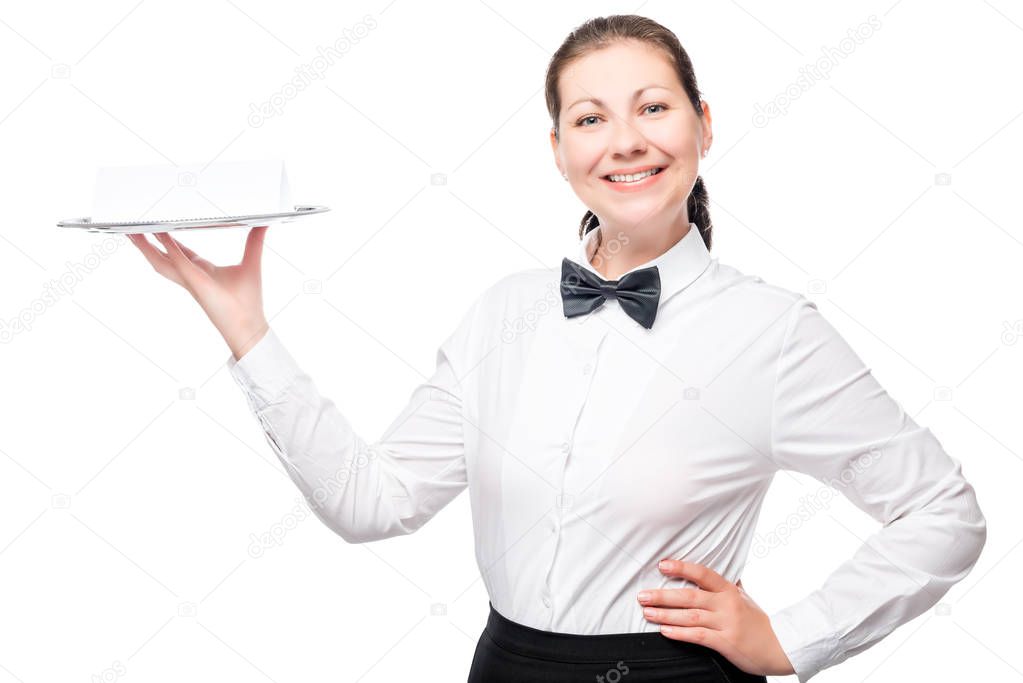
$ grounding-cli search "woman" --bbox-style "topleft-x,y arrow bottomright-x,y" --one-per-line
129,14 -> 986,683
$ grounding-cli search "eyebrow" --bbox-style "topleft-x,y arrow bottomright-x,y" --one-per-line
567,85 -> 671,111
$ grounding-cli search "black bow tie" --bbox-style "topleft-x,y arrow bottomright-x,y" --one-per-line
560,258 -> 661,329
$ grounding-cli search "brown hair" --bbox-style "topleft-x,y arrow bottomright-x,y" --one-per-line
545,15 -> 713,251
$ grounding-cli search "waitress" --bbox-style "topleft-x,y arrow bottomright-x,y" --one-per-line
130,14 -> 986,683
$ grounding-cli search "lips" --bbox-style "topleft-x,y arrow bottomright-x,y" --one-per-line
603,167 -> 664,183
599,165 -> 667,193
601,164 -> 665,178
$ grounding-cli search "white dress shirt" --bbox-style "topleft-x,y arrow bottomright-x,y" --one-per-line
225,222 -> 986,681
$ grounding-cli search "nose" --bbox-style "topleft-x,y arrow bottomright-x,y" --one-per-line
608,117 -> 647,157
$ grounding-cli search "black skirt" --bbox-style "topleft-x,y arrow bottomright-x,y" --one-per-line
468,601 -> 768,683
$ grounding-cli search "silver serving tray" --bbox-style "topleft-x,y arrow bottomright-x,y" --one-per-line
57,205 -> 330,234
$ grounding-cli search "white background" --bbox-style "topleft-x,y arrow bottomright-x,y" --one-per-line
0,1 -> 1019,681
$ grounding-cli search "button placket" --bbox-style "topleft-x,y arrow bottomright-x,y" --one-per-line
539,326 -> 606,623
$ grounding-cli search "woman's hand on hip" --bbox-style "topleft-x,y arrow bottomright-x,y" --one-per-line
636,559 -> 795,677
128,227 -> 270,361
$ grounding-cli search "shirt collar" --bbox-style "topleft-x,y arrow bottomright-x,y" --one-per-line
568,222 -> 712,305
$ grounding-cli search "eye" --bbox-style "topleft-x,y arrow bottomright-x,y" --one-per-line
574,103 -> 668,127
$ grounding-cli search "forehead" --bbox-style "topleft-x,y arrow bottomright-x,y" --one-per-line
560,41 -> 679,106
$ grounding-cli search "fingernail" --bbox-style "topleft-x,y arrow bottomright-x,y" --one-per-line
658,560 -> 671,570
637,592 -> 651,602
643,607 -> 656,617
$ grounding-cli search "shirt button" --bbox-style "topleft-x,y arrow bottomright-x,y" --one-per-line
560,441 -> 570,454
542,595 -> 552,607
582,363 -> 592,375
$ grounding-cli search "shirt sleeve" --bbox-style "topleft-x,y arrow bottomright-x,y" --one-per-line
765,296 -> 987,682
224,301 -> 479,544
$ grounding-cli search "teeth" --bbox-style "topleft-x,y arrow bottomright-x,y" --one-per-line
607,168 -> 662,183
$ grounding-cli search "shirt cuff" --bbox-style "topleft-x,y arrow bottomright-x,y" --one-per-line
768,598 -> 837,683
225,327 -> 303,410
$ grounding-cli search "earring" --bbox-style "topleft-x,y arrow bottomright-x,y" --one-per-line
562,173 -> 568,180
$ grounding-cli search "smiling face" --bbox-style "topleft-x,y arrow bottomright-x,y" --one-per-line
550,40 -> 712,237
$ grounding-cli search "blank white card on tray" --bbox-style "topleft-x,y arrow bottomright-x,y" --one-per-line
91,160 -> 292,223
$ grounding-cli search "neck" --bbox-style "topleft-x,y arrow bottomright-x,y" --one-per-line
589,217 -> 692,280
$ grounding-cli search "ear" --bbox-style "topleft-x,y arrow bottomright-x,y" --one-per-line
549,128 -> 563,176
699,100 -> 713,152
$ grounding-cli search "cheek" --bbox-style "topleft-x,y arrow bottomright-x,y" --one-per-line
562,126 -> 612,157
650,127 -> 698,161
648,114 -> 701,153
564,140 -> 606,174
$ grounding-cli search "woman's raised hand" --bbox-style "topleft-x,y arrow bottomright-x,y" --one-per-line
128,226 -> 271,361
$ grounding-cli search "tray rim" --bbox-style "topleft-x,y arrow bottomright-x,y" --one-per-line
57,204 -> 330,229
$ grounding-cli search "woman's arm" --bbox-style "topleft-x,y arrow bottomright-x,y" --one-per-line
766,296 -> 987,682
225,322 -> 471,543
128,227 -> 477,544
